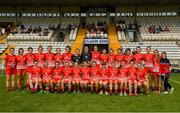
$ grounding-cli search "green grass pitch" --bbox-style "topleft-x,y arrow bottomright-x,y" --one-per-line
0,73 -> 180,112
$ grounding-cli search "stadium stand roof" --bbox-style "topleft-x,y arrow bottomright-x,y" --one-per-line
0,0 -> 180,7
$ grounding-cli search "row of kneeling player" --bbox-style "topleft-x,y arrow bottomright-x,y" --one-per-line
27,60 -> 172,96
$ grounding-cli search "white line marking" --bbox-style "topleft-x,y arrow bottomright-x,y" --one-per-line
170,79 -> 180,85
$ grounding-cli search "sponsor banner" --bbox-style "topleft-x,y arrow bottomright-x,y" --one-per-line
84,39 -> 108,44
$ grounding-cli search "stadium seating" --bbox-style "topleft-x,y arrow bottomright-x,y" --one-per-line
85,20 -> 108,39
7,32 -> 53,41
69,27 -> 78,40
139,20 -> 180,41
60,20 -> 79,41
117,31 -> 126,41
60,21 -> 79,30
7,23 -> 55,41
85,32 -> 108,39
0,43 -> 8,54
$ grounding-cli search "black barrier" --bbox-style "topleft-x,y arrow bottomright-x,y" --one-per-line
171,69 -> 180,73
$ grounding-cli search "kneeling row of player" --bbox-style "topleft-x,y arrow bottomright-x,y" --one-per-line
28,60 -> 150,96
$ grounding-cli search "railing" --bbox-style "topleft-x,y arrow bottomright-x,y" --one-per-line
176,41 -> 180,47
0,58 -> 4,76
136,27 -> 143,43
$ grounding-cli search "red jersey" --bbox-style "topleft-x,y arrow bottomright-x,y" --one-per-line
72,67 -> 81,78
55,53 -> 63,62
63,52 -> 73,62
16,55 -> 26,69
100,67 -> 109,78
35,53 -> 45,67
90,67 -> 100,78
30,66 -> 41,78
91,51 -> 100,60
153,56 -> 161,72
153,56 -> 160,65
41,67 -> 53,79
91,51 -> 99,64
25,53 -> 35,67
45,52 -> 55,67
61,67 -> 72,77
81,67 -> 90,78
136,68 -> 148,81
115,54 -> 125,62
108,54 -> 116,64
52,67 -> 62,79
144,53 -> 154,68
100,54 -> 109,63
134,53 -> 144,63
160,64 -> 170,75
124,54 -> 134,63
4,54 -> 16,68
127,67 -> 137,79
91,51 -> 101,64
108,67 -> 118,77
119,67 -> 128,78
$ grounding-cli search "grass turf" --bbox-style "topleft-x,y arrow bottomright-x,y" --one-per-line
0,73 -> 180,112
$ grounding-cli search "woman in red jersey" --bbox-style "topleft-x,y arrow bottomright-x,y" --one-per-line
137,62 -> 149,95
119,61 -> 128,96
29,60 -> 41,93
80,61 -> 90,93
51,61 -> 62,93
25,47 -> 35,89
99,48 -> 108,65
41,62 -> 53,93
16,48 -> 26,90
90,61 -> 100,93
61,61 -> 73,93
107,48 -> 116,67
144,46 -> 154,91
72,62 -> 81,93
124,48 -> 134,68
45,46 -> 55,68
99,62 -> 109,95
127,60 -> 138,96
133,46 -> 144,65
153,49 -> 161,93
108,61 -> 119,94
63,46 -> 73,65
35,45 -> 45,68
54,48 -> 63,66
4,48 -> 16,91
91,46 -> 101,66
115,48 -> 125,68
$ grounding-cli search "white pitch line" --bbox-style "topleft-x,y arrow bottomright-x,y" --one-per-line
170,79 -> 180,85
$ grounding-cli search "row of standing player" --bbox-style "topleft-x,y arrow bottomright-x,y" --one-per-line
4,45 -> 172,95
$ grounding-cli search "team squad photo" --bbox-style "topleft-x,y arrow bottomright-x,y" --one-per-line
4,45 -> 174,96
0,0 -> 180,112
